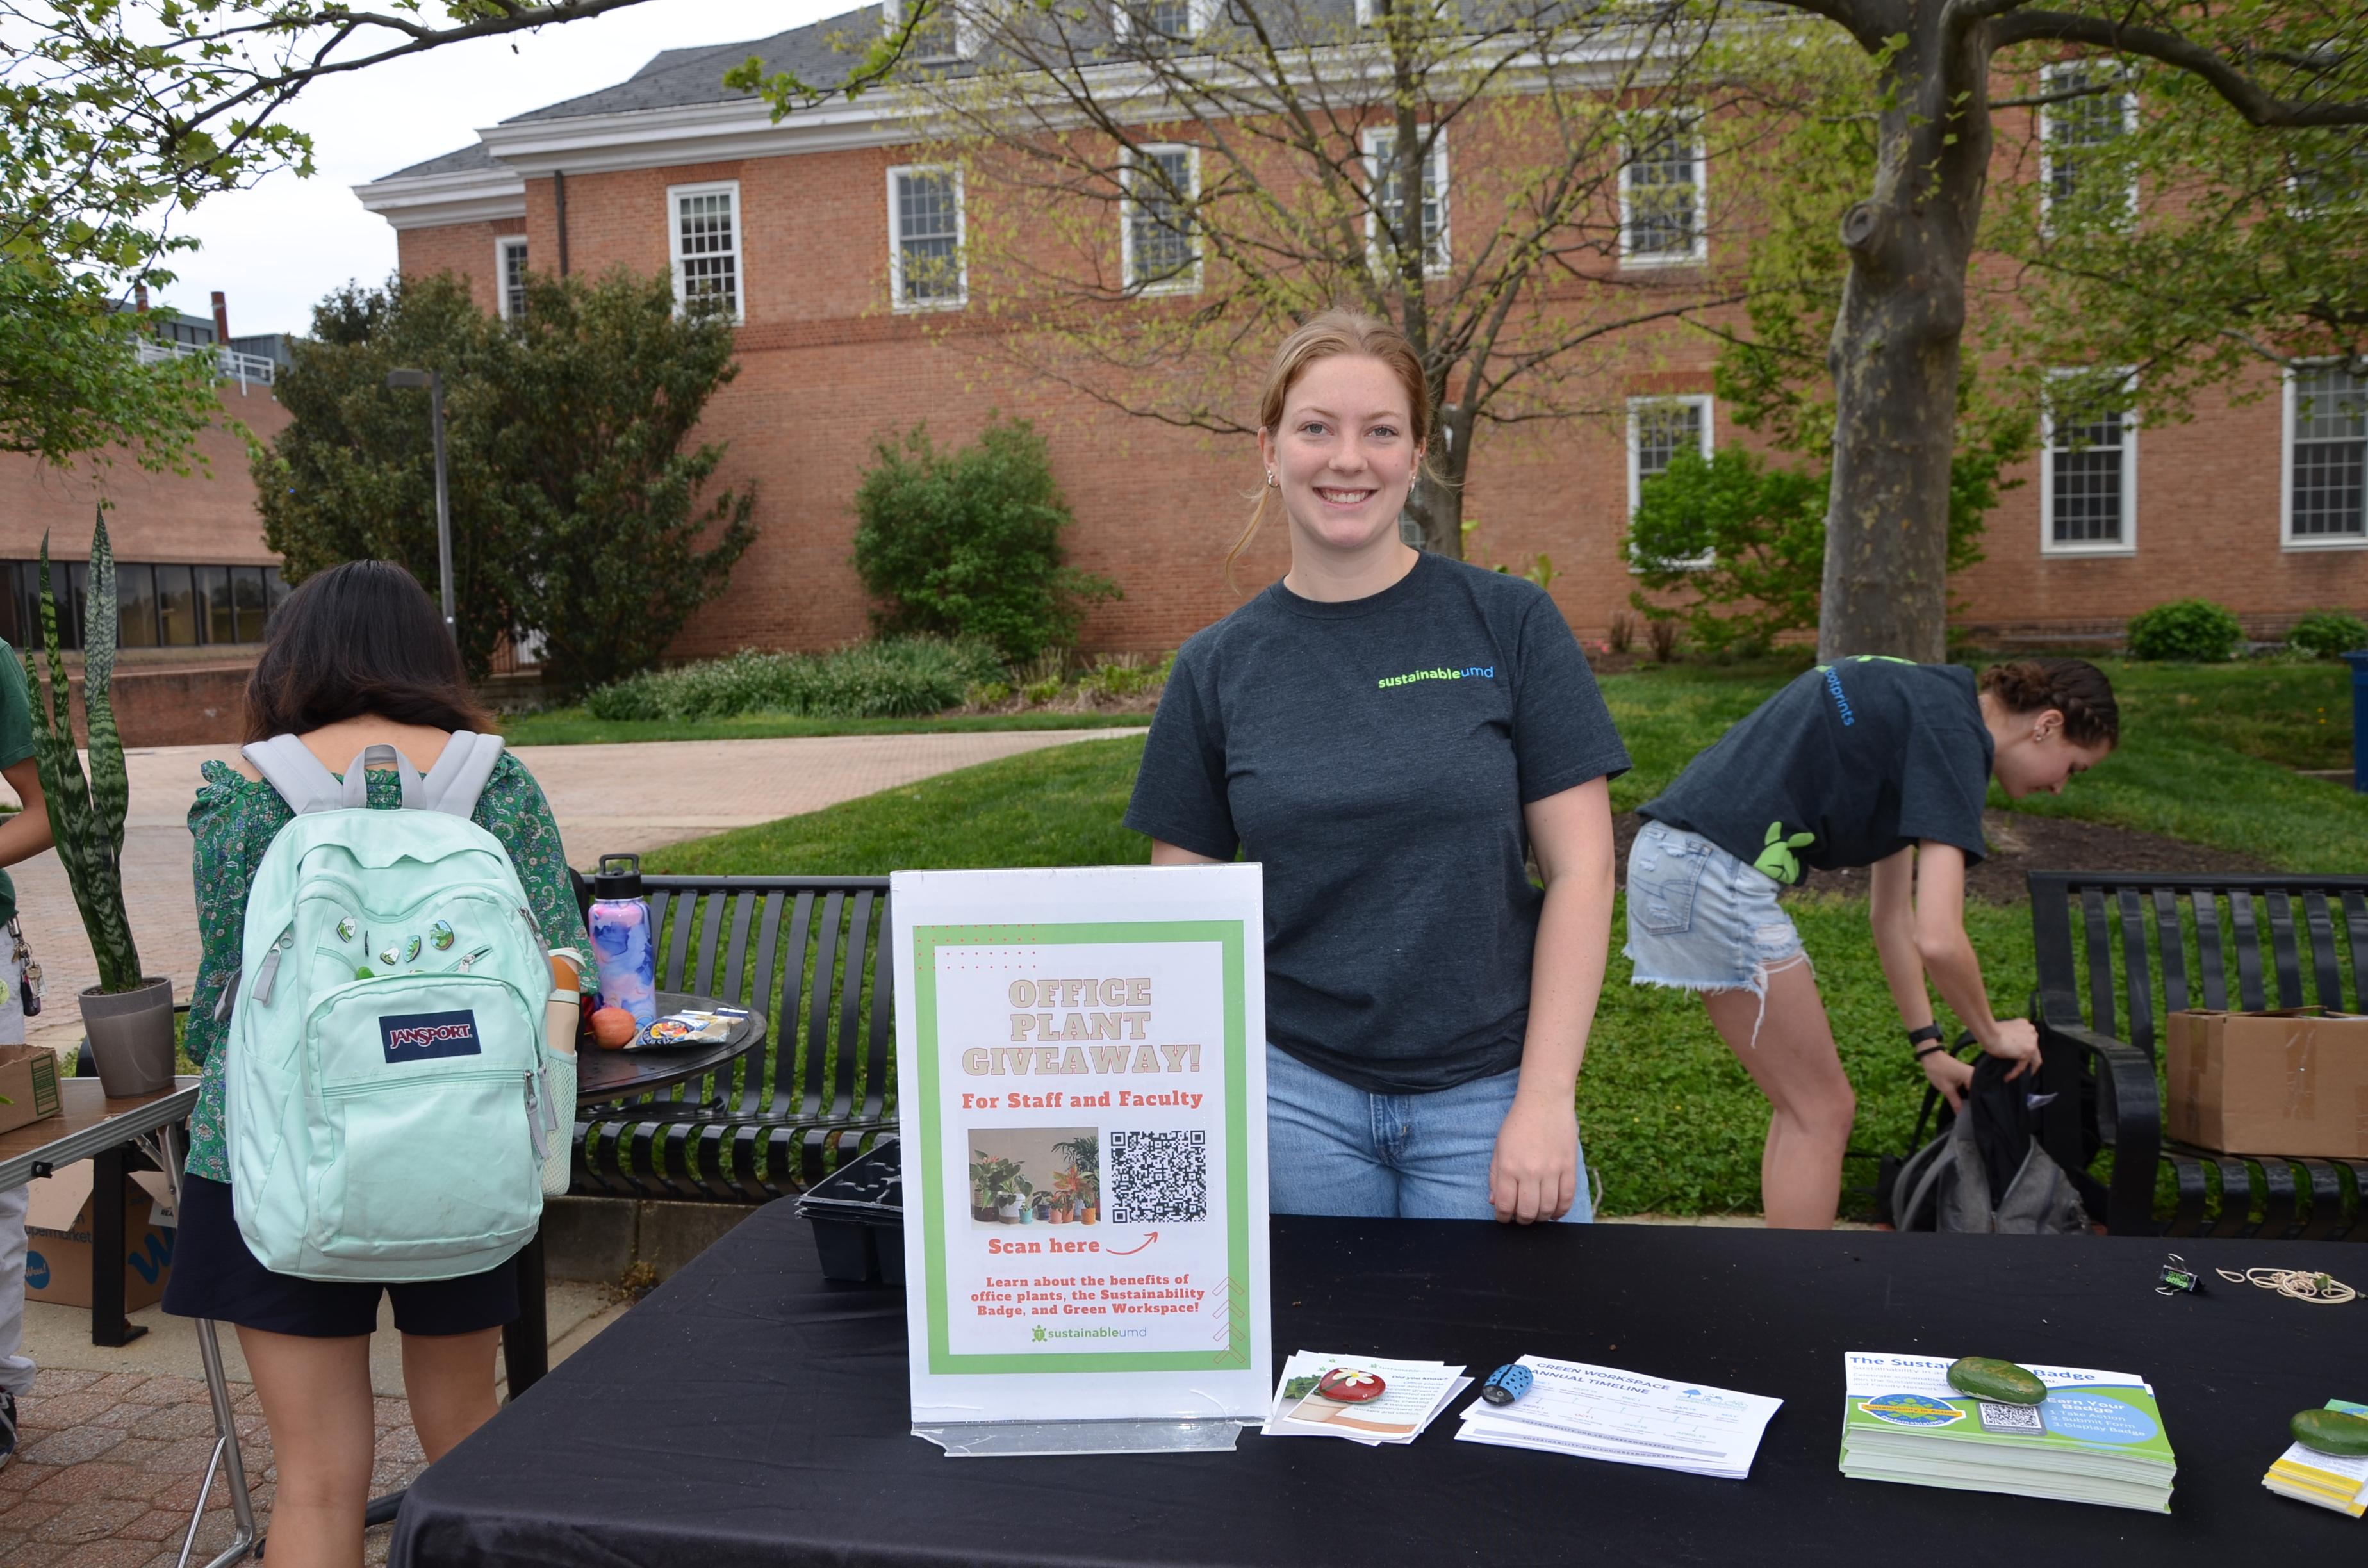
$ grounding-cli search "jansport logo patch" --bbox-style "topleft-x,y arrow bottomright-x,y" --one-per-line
379,1009 -> 484,1064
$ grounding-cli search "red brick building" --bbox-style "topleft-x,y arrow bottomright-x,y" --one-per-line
339,9 -> 2354,655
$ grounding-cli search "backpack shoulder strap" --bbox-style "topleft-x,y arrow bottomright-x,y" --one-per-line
241,735 -> 347,815
418,731 -> 506,820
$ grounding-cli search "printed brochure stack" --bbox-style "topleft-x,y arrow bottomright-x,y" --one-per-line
1455,1356 -> 1782,1480
1263,1352 -> 1470,1445
1839,1352 -> 2177,1512
2263,1400 -> 2368,1518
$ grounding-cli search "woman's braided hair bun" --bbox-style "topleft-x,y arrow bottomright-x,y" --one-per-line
1979,658 -> 2119,748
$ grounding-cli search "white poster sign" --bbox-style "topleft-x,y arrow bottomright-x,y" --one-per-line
892,865 -> 1270,1441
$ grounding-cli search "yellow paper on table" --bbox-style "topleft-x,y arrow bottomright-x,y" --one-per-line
2262,1400 -> 2368,1519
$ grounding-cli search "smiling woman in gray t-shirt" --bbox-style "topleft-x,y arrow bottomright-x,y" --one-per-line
1125,311 -> 1629,1225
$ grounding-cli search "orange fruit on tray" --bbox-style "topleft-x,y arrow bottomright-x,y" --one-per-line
590,1008 -> 639,1050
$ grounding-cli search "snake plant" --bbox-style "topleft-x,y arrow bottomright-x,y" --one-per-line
22,512 -> 143,994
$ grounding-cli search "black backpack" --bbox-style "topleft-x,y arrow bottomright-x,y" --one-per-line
1886,1054 -> 2093,1234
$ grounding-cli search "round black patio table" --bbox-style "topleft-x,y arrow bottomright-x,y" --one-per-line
574,989 -> 769,1107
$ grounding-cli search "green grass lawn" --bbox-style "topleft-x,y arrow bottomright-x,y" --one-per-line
500,708 -> 1148,746
1602,655 -> 2366,870
638,655 -> 2361,1217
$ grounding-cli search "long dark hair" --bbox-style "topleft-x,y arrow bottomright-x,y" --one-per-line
243,561 -> 492,742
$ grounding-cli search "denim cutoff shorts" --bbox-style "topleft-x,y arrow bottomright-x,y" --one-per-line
1623,821 -> 1807,995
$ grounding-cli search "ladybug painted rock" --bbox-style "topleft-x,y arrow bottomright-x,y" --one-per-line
1316,1368 -> 1387,1403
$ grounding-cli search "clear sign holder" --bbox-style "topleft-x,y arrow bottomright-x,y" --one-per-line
913,1417 -> 1252,1457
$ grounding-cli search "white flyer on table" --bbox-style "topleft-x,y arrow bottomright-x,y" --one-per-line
1456,1356 -> 1783,1479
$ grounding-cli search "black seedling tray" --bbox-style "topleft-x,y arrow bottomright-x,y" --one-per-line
794,1138 -> 903,1284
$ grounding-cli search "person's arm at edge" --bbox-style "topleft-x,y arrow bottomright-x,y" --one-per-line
1149,842 -> 1222,866
1871,846 -> 1973,1109
1492,774 -> 1615,1225
0,757 -> 51,869
1910,840 -> 2038,1079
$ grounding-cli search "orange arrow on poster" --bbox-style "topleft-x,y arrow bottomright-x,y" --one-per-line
1103,1232 -> 1160,1256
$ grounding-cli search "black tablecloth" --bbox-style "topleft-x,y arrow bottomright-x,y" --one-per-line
393,1203 -> 2368,1567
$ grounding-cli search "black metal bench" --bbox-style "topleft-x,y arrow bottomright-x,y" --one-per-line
2028,870 -> 2368,1240
568,874 -> 895,1202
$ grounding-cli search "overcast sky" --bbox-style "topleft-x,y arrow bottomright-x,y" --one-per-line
167,0 -> 851,339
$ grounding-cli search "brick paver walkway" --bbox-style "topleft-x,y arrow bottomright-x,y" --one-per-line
0,1366 -> 423,1567
9,728 -> 1140,1027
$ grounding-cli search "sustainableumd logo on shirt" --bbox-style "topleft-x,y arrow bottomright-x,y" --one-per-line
379,1008 -> 484,1065
1858,1393 -> 1967,1426
1376,664 -> 1495,690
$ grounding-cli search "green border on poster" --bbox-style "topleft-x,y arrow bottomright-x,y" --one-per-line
914,920 -> 1249,1375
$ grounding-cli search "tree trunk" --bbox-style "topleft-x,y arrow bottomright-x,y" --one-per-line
1409,397 -> 1471,555
1818,3 -> 1993,662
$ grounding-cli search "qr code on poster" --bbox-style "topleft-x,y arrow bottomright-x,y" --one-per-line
1976,1401 -> 2044,1433
1107,1129 -> 1208,1225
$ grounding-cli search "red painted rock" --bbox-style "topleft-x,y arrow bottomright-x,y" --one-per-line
1317,1368 -> 1387,1403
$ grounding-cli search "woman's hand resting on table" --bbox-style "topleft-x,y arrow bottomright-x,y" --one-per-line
1490,1091 -> 1579,1223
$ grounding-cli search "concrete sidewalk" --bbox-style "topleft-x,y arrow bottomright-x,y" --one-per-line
1,1285 -> 633,1567
6,727 -> 1142,1038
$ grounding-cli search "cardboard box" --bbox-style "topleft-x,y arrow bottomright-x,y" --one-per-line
0,1041 -> 62,1134
24,1162 -> 178,1310
2164,1008 -> 2368,1159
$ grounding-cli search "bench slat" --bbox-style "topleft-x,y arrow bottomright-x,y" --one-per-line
2194,890 -> 2230,1012
2153,888 -> 2188,1018
2116,888 -> 2154,1058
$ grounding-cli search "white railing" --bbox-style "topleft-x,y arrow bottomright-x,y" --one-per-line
134,338 -> 277,388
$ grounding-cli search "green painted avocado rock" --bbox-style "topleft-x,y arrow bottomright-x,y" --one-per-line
2292,1408 -> 2368,1457
1946,1357 -> 2048,1407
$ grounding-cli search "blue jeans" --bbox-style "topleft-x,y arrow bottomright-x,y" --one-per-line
1267,1045 -> 1593,1221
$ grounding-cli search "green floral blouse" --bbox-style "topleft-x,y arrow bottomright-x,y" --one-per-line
181,751 -> 593,1184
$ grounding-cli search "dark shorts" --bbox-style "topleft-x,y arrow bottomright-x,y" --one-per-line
161,1173 -> 520,1339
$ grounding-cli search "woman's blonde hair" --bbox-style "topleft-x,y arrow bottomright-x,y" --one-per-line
1227,309 -> 1435,582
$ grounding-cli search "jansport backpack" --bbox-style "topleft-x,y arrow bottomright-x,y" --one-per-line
224,734 -> 560,1282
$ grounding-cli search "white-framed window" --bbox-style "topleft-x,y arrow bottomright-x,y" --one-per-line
1619,112 -> 1706,266
1627,395 -> 1716,569
2039,370 -> 2138,555
1363,124 -> 1449,278
1354,0 -> 1377,23
2287,135 -> 2368,218
2039,63 -> 2137,230
495,236 -> 529,322
888,164 -> 967,311
884,0 -> 975,62
1113,0 -> 1212,42
1122,144 -> 1200,295
2282,364 -> 2368,548
668,181 -> 743,323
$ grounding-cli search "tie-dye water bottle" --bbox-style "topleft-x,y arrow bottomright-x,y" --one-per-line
588,853 -> 657,1028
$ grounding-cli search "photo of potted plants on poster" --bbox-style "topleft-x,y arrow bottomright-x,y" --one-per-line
967,1127 -> 1098,1228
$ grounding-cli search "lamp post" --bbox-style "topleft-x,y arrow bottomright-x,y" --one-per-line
385,368 -> 456,644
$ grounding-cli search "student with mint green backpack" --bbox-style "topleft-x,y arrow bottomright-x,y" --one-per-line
167,562 -> 591,1568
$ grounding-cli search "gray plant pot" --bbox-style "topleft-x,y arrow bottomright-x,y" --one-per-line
80,977 -> 177,1098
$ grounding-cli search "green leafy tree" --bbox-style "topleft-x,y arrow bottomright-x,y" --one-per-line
486,270 -> 755,694
6,1 -> 919,472
256,275 -> 522,679
852,419 -> 1119,662
1702,1 -> 2367,660
257,270 -> 753,689
1626,437 -> 2005,656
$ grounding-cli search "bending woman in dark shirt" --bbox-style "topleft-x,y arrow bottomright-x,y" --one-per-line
1627,657 -> 2117,1229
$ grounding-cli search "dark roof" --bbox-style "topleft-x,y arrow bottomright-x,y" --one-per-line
378,142 -> 508,181
502,6 -> 882,124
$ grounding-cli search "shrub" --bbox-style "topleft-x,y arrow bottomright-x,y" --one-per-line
851,418 -> 1120,662
2126,598 -> 2244,662
584,637 -> 1004,722
2287,608 -> 2368,659
1606,610 -> 1636,654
